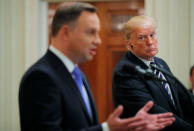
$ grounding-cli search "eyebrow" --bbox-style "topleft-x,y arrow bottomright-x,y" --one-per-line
137,32 -> 156,36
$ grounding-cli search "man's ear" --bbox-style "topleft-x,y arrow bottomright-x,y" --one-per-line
125,40 -> 133,50
58,25 -> 70,40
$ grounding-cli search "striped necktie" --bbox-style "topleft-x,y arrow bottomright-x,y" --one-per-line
150,62 -> 175,105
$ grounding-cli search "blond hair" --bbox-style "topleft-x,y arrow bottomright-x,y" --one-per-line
124,15 -> 157,40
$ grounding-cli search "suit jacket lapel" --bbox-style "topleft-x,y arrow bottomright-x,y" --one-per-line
126,52 -> 148,69
154,59 -> 180,111
126,52 -> 168,98
46,50 -> 94,125
127,52 -> 177,110
82,75 -> 99,124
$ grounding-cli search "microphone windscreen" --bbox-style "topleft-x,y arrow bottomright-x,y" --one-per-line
122,63 -> 137,73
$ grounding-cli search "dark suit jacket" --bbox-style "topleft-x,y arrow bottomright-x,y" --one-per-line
19,50 -> 102,131
112,51 -> 194,131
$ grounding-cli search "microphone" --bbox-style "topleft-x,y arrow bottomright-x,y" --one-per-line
123,64 -> 167,82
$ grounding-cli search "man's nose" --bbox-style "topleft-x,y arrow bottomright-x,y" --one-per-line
95,35 -> 102,45
147,36 -> 153,44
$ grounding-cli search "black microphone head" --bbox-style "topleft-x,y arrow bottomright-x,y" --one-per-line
122,63 -> 139,74
150,64 -> 157,69
122,63 -> 167,82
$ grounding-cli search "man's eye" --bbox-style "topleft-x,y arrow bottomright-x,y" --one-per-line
150,34 -> 154,37
88,30 -> 95,35
138,36 -> 145,40
150,33 -> 156,38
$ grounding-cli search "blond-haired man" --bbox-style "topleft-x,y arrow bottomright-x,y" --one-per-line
113,15 -> 194,131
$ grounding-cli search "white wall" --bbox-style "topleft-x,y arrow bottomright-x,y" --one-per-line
0,0 -> 48,130
0,0 -> 193,130
145,0 -> 194,87
190,0 -> 194,66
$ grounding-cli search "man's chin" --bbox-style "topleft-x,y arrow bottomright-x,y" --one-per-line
148,51 -> 158,58
87,56 -> 94,61
80,56 -> 94,63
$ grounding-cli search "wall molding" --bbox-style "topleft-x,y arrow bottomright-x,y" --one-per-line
42,0 -> 131,2
190,0 -> 194,66
145,0 -> 192,87
0,0 -> 48,130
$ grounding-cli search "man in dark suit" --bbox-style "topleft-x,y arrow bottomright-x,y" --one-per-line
112,15 -> 194,131
189,65 -> 194,95
19,3 -> 175,131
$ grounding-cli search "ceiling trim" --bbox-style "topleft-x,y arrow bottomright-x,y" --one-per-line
42,0 -> 132,3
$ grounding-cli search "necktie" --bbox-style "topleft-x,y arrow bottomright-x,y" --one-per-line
150,62 -> 175,105
72,66 -> 93,120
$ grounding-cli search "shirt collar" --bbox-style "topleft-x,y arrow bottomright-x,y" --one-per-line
132,52 -> 154,67
49,45 -> 76,73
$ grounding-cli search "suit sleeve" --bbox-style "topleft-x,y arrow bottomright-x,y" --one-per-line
19,71 -> 64,131
160,59 -> 194,129
112,71 -> 192,131
19,71 -> 102,131
174,78 -> 194,127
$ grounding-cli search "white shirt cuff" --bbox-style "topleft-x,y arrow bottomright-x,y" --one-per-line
102,122 -> 110,131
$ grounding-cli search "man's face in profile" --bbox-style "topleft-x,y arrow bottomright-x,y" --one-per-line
190,68 -> 194,86
67,11 -> 101,63
130,27 -> 158,61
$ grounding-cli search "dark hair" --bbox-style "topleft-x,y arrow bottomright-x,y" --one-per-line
51,2 -> 97,37
190,65 -> 194,76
